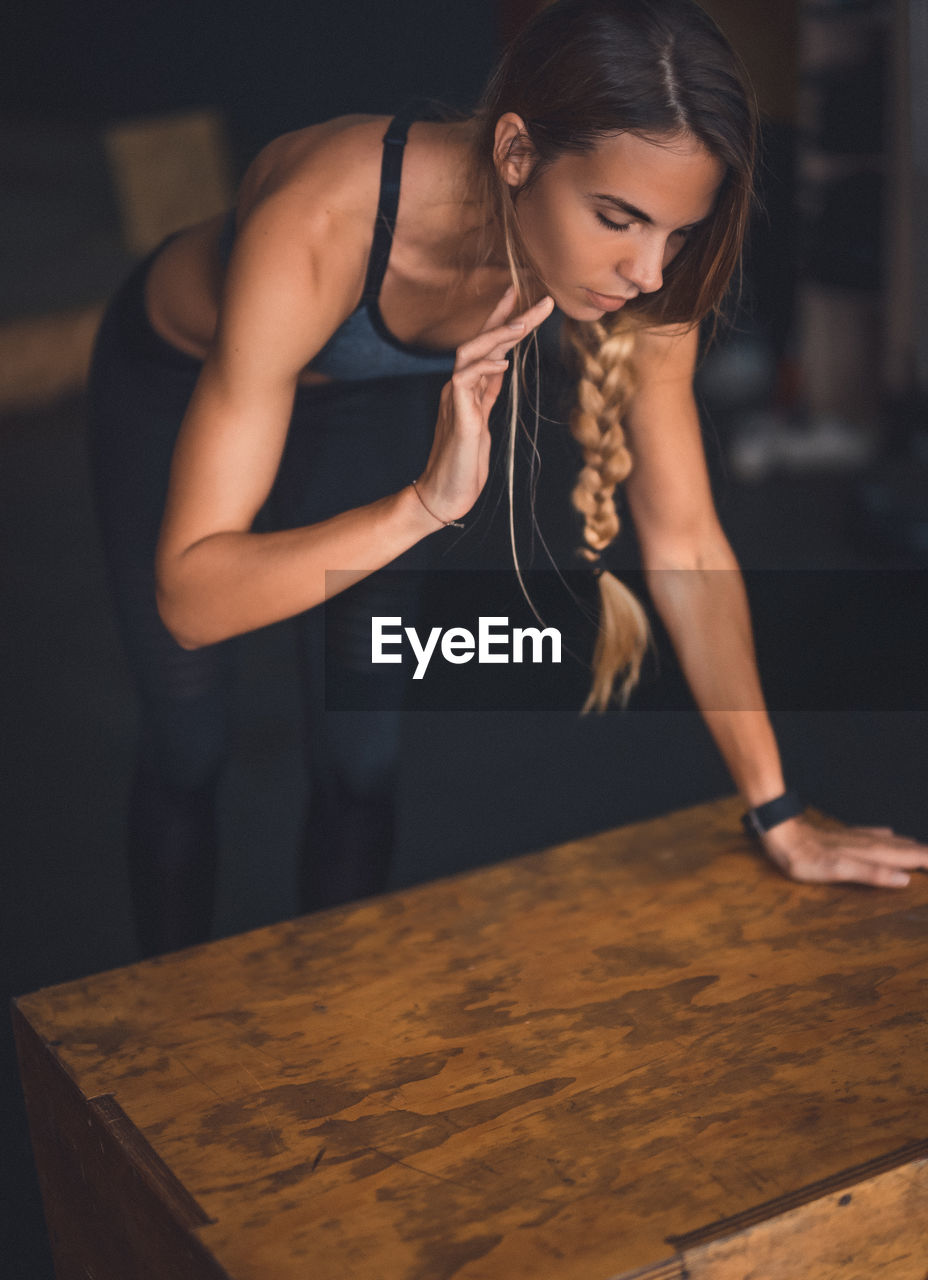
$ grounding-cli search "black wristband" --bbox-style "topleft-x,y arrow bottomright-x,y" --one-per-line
741,789 -> 803,839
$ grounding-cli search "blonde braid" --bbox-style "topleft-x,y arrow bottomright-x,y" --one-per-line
473,154 -> 651,714
565,318 -> 651,713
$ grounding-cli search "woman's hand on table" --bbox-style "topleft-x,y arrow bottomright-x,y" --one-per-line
413,287 -> 555,527
760,815 -> 928,888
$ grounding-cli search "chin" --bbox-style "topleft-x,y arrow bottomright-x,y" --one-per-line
545,288 -> 596,321
547,282 -> 620,322
564,299 -> 607,322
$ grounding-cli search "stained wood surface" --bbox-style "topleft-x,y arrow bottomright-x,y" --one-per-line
14,796 -> 928,1280
681,1151 -> 928,1279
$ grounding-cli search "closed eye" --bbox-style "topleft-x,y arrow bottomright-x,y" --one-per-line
597,210 -> 699,240
596,211 -> 633,233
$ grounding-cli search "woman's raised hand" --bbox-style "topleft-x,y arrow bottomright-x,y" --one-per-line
412,286 -> 555,527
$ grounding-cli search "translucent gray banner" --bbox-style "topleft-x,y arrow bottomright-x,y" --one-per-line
321,569 -> 928,712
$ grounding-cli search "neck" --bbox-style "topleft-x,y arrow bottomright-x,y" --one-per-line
454,125 -> 542,291
442,119 -> 505,265
432,120 -> 548,308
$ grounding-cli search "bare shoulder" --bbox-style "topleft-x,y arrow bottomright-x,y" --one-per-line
233,112 -> 465,264
212,117 -> 394,377
236,114 -> 388,235
229,115 -> 394,299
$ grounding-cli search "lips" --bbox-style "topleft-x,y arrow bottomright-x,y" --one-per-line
584,288 -> 633,312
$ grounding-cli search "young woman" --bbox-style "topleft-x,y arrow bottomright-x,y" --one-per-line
89,0 -> 928,957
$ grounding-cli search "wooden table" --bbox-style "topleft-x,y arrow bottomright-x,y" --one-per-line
13,796 -> 928,1280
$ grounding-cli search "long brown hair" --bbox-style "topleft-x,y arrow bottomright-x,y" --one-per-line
470,0 -> 758,711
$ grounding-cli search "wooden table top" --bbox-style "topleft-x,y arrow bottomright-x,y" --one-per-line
14,796 -> 928,1280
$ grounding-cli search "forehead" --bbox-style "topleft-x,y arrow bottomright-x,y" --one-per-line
558,130 -> 725,226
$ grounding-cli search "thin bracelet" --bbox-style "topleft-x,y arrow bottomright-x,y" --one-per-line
410,479 -> 465,529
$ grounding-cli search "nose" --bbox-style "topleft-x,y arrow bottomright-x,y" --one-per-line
617,236 -> 666,295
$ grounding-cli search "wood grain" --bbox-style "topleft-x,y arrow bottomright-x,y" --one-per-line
681,1152 -> 928,1279
14,796 -> 928,1279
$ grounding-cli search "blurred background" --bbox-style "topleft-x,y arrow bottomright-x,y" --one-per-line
2,1 -> 927,1275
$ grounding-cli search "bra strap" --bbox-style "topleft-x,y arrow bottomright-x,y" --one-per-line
362,100 -> 430,302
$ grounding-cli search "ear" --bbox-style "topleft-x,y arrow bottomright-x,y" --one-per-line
493,113 -> 537,190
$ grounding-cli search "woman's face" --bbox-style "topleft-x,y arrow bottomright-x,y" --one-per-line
498,121 -> 725,319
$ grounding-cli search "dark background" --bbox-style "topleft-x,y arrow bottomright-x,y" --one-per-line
3,2 -> 926,1277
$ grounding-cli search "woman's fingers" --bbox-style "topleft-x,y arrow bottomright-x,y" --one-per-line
480,284 -> 517,332
780,846 -> 911,888
454,321 -> 522,371
825,858 -> 911,889
841,827 -> 928,865
455,294 -> 554,369
855,844 -> 928,870
419,293 -> 552,519
764,819 -> 928,888
450,360 -> 510,428
452,357 -> 510,393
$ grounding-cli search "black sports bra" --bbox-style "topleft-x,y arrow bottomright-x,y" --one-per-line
217,103 -> 457,382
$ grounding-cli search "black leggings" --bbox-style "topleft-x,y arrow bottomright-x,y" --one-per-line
87,244 -> 446,955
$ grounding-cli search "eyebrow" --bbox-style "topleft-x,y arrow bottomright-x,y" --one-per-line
590,192 -> 707,231
591,193 -> 655,224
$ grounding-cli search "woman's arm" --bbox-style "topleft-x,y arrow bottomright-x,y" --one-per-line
155,159 -> 551,650
622,325 -> 928,887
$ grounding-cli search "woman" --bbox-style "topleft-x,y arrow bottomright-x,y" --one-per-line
89,0 -> 928,957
